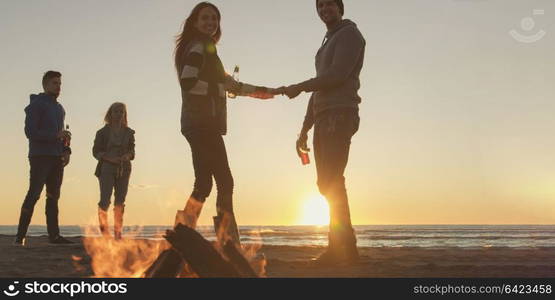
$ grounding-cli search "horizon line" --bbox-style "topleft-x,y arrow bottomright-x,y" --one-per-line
1,223 -> 554,227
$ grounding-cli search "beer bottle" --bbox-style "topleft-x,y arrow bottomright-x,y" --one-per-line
228,65 -> 240,99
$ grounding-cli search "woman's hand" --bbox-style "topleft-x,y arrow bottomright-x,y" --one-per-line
227,80 -> 242,94
224,74 -> 242,93
103,156 -> 121,164
247,87 -> 284,100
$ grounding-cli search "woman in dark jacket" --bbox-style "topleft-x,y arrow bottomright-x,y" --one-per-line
174,2 -> 276,246
93,102 -> 135,240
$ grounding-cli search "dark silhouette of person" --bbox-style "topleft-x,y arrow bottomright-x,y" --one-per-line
15,71 -> 74,245
174,2 -> 277,246
282,0 -> 366,264
93,102 -> 135,240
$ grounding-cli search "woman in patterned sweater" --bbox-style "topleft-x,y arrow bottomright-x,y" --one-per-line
174,2 -> 277,246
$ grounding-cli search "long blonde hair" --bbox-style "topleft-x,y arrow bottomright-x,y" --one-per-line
104,102 -> 128,127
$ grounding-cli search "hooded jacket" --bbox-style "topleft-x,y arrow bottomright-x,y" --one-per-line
299,19 -> 366,132
24,93 -> 69,157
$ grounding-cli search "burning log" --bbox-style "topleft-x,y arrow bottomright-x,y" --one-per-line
143,248 -> 184,278
222,241 -> 258,278
214,213 -> 258,277
165,224 -> 243,278
145,211 -> 260,278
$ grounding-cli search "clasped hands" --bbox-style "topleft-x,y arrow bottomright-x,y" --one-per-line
227,77 -> 302,100
274,84 -> 303,99
243,85 -> 303,100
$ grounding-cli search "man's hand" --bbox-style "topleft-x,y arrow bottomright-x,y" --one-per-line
61,151 -> 71,167
296,132 -> 309,158
285,85 -> 303,99
268,87 -> 285,95
57,130 -> 71,140
273,87 -> 286,95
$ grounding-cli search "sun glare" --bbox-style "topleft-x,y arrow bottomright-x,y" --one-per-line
299,195 -> 329,226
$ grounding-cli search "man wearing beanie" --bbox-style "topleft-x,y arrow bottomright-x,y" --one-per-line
283,0 -> 365,265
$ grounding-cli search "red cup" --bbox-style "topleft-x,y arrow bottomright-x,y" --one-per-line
300,152 -> 310,165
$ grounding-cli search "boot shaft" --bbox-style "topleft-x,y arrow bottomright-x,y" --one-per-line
213,212 -> 241,248
113,205 -> 125,240
175,197 -> 204,229
319,226 -> 359,264
98,208 -> 110,237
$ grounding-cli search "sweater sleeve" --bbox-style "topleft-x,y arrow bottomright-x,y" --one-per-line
180,42 -> 210,96
92,130 -> 106,161
24,103 -> 58,142
224,74 -> 269,96
297,27 -> 365,92
301,94 -> 315,134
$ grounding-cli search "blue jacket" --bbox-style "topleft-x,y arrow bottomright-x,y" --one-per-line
24,93 -> 70,157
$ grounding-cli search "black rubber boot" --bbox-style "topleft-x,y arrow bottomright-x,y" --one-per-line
340,227 -> 359,264
313,231 -> 339,265
314,227 -> 359,265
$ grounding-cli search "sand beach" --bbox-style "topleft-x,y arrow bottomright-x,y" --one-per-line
1,235 -> 554,278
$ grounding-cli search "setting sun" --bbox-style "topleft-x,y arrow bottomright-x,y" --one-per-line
299,195 -> 330,226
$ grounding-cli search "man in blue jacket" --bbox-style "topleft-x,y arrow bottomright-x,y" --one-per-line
15,71 -> 73,245
283,0 -> 365,265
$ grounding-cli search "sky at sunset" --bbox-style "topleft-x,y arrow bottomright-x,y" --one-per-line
1,0 -> 554,226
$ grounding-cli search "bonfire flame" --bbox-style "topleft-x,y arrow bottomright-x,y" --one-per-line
80,208 -> 266,278
81,225 -> 169,278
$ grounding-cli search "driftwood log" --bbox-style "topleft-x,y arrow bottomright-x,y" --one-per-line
165,224 -> 240,277
145,224 -> 258,278
222,241 -> 257,278
143,249 -> 184,278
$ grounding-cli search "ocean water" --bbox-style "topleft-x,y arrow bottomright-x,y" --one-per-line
1,225 -> 554,248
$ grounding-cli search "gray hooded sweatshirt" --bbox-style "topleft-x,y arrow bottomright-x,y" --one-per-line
299,19 -> 365,132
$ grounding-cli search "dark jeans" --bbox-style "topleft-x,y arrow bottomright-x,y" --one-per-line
17,156 -> 64,239
313,108 -> 359,234
185,132 -> 234,213
98,163 -> 131,211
